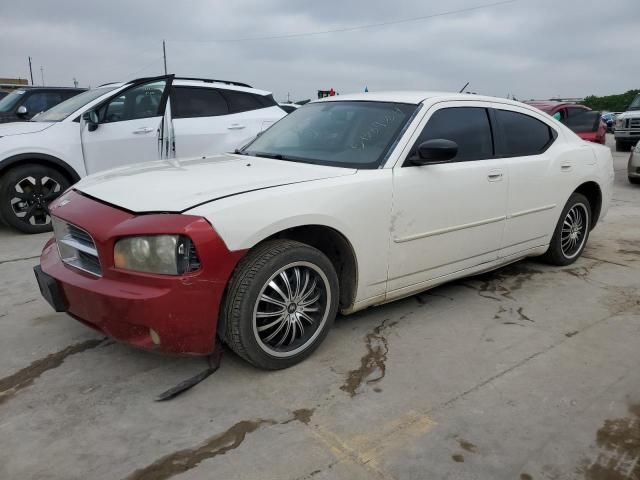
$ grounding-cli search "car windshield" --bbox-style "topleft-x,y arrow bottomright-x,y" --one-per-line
34,86 -> 118,122
0,90 -> 27,113
241,101 -> 418,169
629,95 -> 640,111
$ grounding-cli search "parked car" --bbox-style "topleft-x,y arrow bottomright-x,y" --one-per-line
0,86 -> 86,123
524,100 -> 606,143
601,112 -> 621,133
563,110 -> 607,144
628,141 -> 640,184
0,75 -> 285,233
614,94 -> 640,151
35,92 -> 614,369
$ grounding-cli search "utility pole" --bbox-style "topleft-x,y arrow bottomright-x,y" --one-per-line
162,40 -> 167,74
28,57 -> 34,85
40,66 -> 44,86
73,78 -> 78,88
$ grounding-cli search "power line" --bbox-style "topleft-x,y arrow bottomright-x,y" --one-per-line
174,0 -> 520,44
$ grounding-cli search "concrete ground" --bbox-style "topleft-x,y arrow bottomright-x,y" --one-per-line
0,135 -> 638,480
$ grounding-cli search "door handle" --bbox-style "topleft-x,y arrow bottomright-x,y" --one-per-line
560,163 -> 572,172
227,124 -> 246,130
487,172 -> 504,182
132,127 -> 154,134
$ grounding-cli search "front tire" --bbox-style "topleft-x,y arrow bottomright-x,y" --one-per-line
0,164 -> 70,234
221,240 -> 339,370
541,193 -> 591,266
630,176 -> 640,185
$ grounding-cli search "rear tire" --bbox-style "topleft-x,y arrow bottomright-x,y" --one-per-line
541,193 -> 591,266
629,177 -> 640,185
0,164 -> 70,234
221,240 -> 339,370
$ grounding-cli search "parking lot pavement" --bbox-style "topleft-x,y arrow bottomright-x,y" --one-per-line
0,135 -> 638,480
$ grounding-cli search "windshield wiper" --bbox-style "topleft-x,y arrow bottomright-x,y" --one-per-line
249,152 -> 291,160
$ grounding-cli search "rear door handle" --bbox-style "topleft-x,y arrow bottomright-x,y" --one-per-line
227,124 -> 246,130
561,163 -> 572,172
487,170 -> 504,182
132,127 -> 154,134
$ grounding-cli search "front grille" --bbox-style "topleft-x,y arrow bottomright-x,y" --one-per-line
631,118 -> 640,128
52,217 -> 102,276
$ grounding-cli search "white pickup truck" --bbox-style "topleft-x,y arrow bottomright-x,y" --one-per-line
614,94 -> 640,151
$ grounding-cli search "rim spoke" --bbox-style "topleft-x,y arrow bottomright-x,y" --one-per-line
280,271 -> 293,300
264,318 -> 288,342
294,314 -> 305,337
300,293 -> 321,307
300,279 -> 318,302
260,293 -> 286,308
256,308 -> 286,318
299,311 -> 315,325
257,313 -> 287,332
268,280 -> 289,302
297,270 -> 310,301
293,267 -> 301,299
276,320 -> 292,347
288,319 -> 297,346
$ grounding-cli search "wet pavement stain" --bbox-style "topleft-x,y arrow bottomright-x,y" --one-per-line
461,262 -> 546,302
517,307 -> 533,323
0,338 -> 104,405
452,453 -> 465,462
520,474 -> 533,480
124,410 -> 315,480
340,319 -> 397,397
565,331 -> 579,338
283,408 -> 315,425
579,403 -> 640,480
457,438 -> 477,453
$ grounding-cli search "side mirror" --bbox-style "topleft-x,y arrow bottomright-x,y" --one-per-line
16,105 -> 28,116
83,110 -> 100,132
411,139 -> 458,165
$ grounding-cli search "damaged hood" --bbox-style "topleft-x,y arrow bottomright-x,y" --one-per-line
74,154 -> 356,212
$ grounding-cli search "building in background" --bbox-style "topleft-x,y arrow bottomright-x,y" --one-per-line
0,78 -> 29,93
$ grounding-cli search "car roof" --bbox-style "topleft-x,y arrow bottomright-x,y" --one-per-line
313,91 -> 535,108
97,78 -> 272,96
523,100 -> 587,113
11,86 -> 86,91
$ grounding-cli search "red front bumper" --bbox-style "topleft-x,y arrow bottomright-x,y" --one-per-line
39,190 -> 246,355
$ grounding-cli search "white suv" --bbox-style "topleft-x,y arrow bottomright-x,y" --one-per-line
0,75 -> 285,233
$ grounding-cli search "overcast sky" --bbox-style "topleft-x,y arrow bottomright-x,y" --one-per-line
1,0 -> 638,102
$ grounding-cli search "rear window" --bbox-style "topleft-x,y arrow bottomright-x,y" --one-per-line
563,111 -> 601,133
222,90 -> 275,114
171,87 -> 229,118
495,109 -> 555,157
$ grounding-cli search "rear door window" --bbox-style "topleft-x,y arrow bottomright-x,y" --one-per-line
222,90 -> 264,114
409,107 -> 494,162
495,109 -> 555,157
171,87 -> 229,118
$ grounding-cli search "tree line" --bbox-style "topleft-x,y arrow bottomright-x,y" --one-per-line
582,89 -> 639,112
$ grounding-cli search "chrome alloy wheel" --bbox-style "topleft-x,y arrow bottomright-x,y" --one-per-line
10,175 -> 62,226
561,202 -> 589,259
252,261 -> 331,358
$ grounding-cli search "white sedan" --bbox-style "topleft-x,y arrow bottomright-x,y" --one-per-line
36,91 -> 614,369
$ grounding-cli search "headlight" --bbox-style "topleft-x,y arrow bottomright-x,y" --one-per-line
616,119 -> 624,127
635,143 -> 640,153
114,235 -> 201,275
